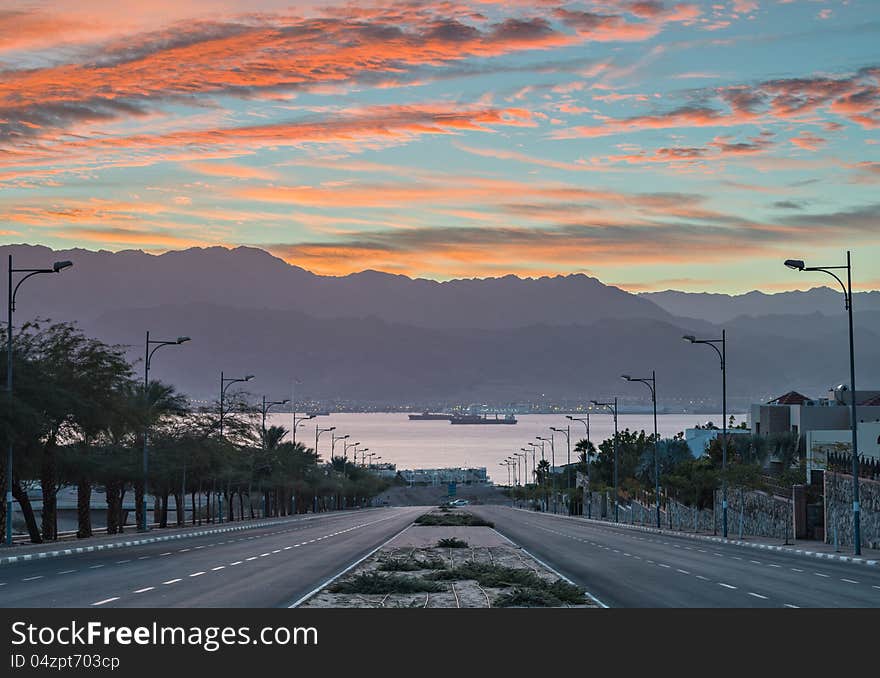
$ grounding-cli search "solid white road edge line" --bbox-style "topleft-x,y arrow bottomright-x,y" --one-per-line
489,526 -> 609,609
287,515 -> 415,609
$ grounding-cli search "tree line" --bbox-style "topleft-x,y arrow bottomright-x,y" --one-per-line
507,423 -> 805,513
0,321 -> 392,544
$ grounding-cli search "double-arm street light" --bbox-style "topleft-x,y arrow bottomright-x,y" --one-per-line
261,396 -> 290,447
785,252 -> 861,555
220,372 -> 254,438
683,332 -> 727,538
591,398 -> 619,523
539,434 -> 558,512
550,425 -> 571,487
515,451 -> 528,486
521,447 -> 535,485
567,413 -> 590,445
622,372 -> 660,529
331,433 -> 349,460
142,332 -> 190,532
5,256 -> 73,546
315,425 -> 336,461
501,460 -> 514,488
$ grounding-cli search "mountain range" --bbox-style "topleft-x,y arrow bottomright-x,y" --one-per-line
3,244 -> 878,408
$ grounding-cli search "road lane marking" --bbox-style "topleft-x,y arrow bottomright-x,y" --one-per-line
677,569 -> 690,575
89,564 -> 104,569
162,578 -> 182,585
768,564 -> 781,568
160,552 -> 172,556
22,576 -> 43,581
134,587 -> 154,594
211,566 -> 225,571
116,559 -> 131,564
57,570 -> 76,575
718,583 -> 737,589
791,568 -> 804,572
658,563 -> 671,568
841,578 -> 859,584
189,571 -> 205,577
246,557 -> 257,561
92,597 -> 119,606
179,548 -> 190,552
814,573 -> 829,578
748,592 -> 768,599
230,561 -> 243,565
696,575 -> 710,581
784,604 -> 800,608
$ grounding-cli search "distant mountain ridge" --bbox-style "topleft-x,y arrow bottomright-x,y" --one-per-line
642,288 -> 880,324
1,244 -> 672,330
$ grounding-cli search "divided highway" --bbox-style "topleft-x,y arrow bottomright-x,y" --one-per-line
0,507 -> 425,608
470,505 -> 880,608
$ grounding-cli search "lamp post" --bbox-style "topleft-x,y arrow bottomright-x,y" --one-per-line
539,434 -> 557,513
785,252 -> 861,555
261,396 -> 289,447
142,332 -> 190,532
591,398 -> 618,523
220,372 -> 254,438
534,438 -> 548,511
551,426 -> 571,514
567,413 -> 590,444
331,432 -> 349,463
5,256 -> 73,546
515,451 -> 528,486
290,379 -> 316,446
501,460 -> 513,488
622,372 -> 660,529
683,332 -> 727,539
315,425 -> 336,461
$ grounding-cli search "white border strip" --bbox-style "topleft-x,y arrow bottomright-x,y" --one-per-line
286,521 -> 415,608
490,526 -> 609,609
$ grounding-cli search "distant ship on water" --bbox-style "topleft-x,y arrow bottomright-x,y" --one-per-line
449,413 -> 517,425
408,412 -> 454,421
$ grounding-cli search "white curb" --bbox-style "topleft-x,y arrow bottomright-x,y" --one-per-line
0,509 -> 378,567
506,506 -> 879,568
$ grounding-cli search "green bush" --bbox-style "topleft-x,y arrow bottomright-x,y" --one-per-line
494,581 -> 585,607
378,557 -> 446,572
436,537 -> 469,548
414,512 -> 494,527
329,572 -> 444,594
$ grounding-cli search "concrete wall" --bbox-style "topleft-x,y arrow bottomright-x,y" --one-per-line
824,471 -> 880,550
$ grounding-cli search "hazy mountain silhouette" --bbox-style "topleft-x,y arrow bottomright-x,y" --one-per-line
642,288 -> 880,324
1,244 -> 670,330
5,244 -> 878,405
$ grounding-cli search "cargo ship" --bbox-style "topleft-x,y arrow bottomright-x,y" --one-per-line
408,412 -> 454,421
449,413 -> 517,425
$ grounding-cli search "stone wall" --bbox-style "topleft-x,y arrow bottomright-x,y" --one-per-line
583,487 -> 792,541
824,472 -> 880,550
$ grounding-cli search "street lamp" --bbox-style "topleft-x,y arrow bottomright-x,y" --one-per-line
501,460 -> 513,488
142,333 -> 190,532
5,256 -> 73,546
220,373 -> 254,438
315,425 -> 336,461
539,434 -> 557,513
622,372 -> 660,529
534,438 -> 548,511
332,432 -> 349,460
591,398 -> 619,523
521,447 -> 535,485
551,426 -> 572,514
261,396 -> 290,446
683,332 -> 727,539
290,379 -> 316,446
785,252 -> 861,554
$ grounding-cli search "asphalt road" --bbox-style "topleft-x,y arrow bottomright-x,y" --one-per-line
470,505 -> 880,608
0,507 -> 425,608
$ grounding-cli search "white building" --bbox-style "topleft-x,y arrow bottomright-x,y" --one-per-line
806,421 -> 880,480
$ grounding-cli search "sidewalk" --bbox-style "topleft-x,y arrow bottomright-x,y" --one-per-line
0,509 -> 372,567
510,506 -> 880,567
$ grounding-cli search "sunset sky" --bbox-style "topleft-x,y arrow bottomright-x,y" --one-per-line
1,0 -> 878,292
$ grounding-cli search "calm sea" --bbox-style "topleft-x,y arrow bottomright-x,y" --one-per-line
266,412 -> 740,483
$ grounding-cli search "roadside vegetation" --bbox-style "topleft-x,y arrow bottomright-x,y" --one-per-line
436,537 -> 469,548
414,512 -> 494,527
0,320 -> 393,544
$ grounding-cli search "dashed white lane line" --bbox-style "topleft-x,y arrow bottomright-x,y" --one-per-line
138,556 -> 150,560
246,556 -> 258,561
189,571 -> 205,577
179,548 -> 191,553
841,578 -> 859,584
814,573 -> 830,578
259,553 -> 270,557
134,587 -> 154,594
89,564 -> 104,569
748,592 -> 768,599
791,568 -> 804,572
160,552 -> 172,556
677,569 -> 690,575
784,604 -> 800,608
57,570 -> 76,575
768,564 -> 781,568
91,597 -> 119,606
696,575 -> 710,581
230,561 -> 243,566
658,563 -> 671,569
750,560 -> 761,564
272,549 -> 281,553
718,583 -> 737,590
211,566 -> 225,571
22,575 -> 43,581
162,578 -> 182,585
116,559 -> 131,564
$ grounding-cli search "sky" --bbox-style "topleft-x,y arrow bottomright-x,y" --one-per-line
1,0 -> 878,293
